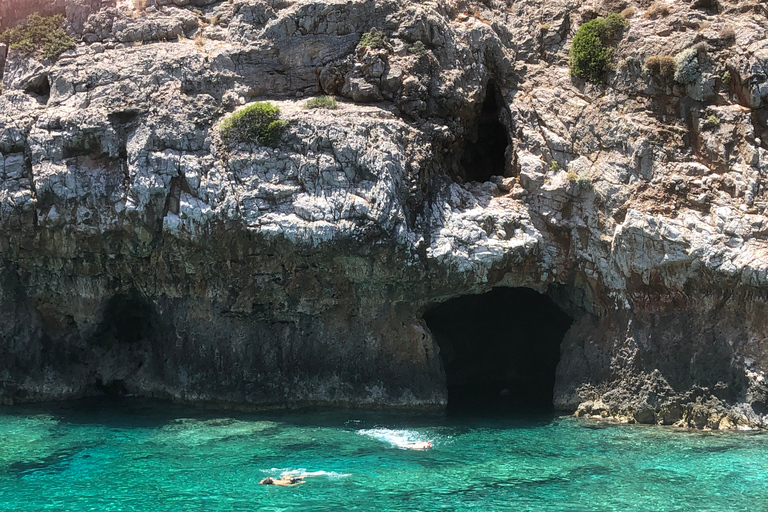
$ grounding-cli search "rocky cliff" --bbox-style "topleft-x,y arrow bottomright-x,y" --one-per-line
1,0 -> 768,428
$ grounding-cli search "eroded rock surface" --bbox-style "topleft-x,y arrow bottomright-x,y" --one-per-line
1,0 -> 768,427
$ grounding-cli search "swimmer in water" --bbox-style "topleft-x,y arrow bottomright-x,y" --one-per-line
259,476 -> 306,487
404,441 -> 432,450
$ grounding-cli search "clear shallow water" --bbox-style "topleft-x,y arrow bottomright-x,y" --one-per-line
0,399 -> 766,512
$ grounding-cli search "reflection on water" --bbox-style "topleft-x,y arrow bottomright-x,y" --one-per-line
0,398 -> 767,512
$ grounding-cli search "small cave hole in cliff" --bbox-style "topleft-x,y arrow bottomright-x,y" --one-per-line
88,293 -> 160,398
459,83 -> 509,183
424,287 -> 573,411
25,75 -> 51,102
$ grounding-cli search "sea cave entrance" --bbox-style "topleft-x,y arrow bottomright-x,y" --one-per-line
423,287 -> 573,411
88,292 -> 161,398
459,82 -> 510,183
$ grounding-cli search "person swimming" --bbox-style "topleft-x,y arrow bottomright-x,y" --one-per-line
404,440 -> 432,450
358,428 -> 433,450
259,475 -> 305,487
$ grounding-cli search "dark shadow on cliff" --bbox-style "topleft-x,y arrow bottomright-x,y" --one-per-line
424,287 -> 573,412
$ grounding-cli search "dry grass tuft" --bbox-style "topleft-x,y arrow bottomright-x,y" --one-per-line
644,1 -> 670,19
620,6 -> 636,18
718,27 -> 735,42
645,55 -> 676,79
194,30 -> 205,50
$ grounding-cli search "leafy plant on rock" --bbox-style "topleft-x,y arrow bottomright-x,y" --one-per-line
702,114 -> 720,131
358,28 -> 387,50
0,13 -> 76,61
569,13 -> 629,83
304,96 -> 338,109
567,170 -> 593,189
408,41 -> 428,56
219,101 -> 288,147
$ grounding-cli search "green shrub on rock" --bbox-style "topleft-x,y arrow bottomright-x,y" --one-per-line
0,13 -> 76,61
408,41 -> 428,56
569,13 -> 629,83
219,101 -> 288,147
304,96 -> 338,109
702,114 -> 720,130
358,28 -> 387,50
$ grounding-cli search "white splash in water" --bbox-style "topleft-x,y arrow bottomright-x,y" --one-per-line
357,428 -> 432,449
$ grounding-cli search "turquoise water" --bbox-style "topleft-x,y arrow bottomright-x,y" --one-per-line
0,399 -> 766,511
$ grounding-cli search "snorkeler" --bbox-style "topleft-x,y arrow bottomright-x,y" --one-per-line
404,441 -> 432,450
259,475 -> 306,487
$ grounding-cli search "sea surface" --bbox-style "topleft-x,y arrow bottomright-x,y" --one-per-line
0,399 -> 765,511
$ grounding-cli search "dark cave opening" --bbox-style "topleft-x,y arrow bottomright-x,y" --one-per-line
459,84 -> 509,183
94,378 -> 129,398
88,293 -> 160,398
423,287 -> 573,412
25,75 -> 50,102
100,293 -> 158,345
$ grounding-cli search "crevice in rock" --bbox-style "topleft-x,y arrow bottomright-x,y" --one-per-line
423,287 -> 573,412
164,175 -> 192,216
108,110 -> 140,126
62,134 -> 107,160
751,107 -> 768,150
108,110 -> 140,187
24,75 -> 51,104
459,81 -> 510,183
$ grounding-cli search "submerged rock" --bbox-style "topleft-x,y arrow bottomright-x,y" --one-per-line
1,0 -> 768,428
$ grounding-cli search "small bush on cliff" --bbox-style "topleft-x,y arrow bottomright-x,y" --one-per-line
219,102 -> 288,147
567,170 -> 594,189
0,13 -> 76,61
304,96 -> 338,109
702,114 -> 720,130
569,14 -> 629,83
358,28 -> 387,50
408,41 -> 428,56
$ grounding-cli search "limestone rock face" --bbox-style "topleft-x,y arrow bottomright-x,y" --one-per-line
1,0 -> 768,427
